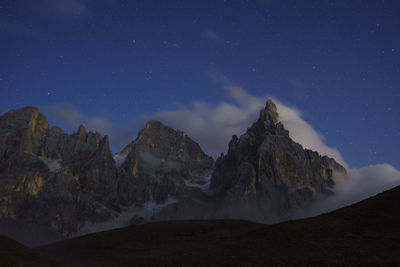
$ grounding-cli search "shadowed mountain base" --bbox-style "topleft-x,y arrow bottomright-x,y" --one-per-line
34,185 -> 400,267
0,235 -> 64,267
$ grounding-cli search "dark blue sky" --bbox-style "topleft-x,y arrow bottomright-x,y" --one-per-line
1,0 -> 399,169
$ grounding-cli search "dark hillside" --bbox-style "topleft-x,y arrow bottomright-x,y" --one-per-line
38,186 -> 400,266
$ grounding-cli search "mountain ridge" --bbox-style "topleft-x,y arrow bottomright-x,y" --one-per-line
0,100 -> 347,245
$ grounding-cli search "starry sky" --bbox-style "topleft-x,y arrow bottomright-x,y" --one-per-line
0,0 -> 399,169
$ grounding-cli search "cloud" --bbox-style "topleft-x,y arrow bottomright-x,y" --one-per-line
144,73 -> 400,217
0,19 -> 20,33
147,85 -> 346,167
146,87 -> 266,157
296,164 -> 400,218
0,0 -> 91,36
341,164 -> 400,205
38,83 -> 400,219
25,0 -> 89,16
40,103 -> 138,149
273,99 -> 347,167
20,0 -> 120,18
0,19 -> 44,35
207,67 -> 236,87
201,30 -> 224,43
256,0 -> 276,7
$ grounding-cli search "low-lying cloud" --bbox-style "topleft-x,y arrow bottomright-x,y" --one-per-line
147,86 -> 400,216
297,164 -> 400,218
40,85 -> 400,218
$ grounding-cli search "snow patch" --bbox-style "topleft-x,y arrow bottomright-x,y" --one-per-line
39,156 -> 62,171
75,197 -> 178,236
113,152 -> 128,167
184,175 -> 212,192
144,197 -> 178,212
76,206 -> 140,236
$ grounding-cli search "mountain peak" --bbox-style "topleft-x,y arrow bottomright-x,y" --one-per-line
145,120 -> 164,130
259,99 -> 278,125
0,106 -> 49,132
77,124 -> 86,135
120,119 -> 213,166
266,99 -> 277,112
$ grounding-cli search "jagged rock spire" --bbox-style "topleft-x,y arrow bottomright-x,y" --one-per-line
210,98 -> 347,222
259,99 -> 278,125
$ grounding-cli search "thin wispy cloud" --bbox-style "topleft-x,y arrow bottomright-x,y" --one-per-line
201,29 -> 224,43
0,18 -> 43,35
207,67 -> 236,87
0,19 -> 20,33
40,103 -> 138,149
26,0 -> 89,16
1,0 -> 92,36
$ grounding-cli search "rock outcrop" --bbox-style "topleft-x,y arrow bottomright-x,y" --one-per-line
0,101 -> 347,245
0,108 -> 214,243
116,120 -> 214,222
0,107 -> 120,237
210,100 -> 347,222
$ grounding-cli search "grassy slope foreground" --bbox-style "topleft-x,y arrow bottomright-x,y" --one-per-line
0,235 -> 64,267
36,186 -> 400,267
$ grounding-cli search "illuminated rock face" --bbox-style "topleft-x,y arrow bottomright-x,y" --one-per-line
210,100 -> 347,222
0,107 -> 119,236
118,120 -> 214,205
0,101 -> 346,242
0,107 -> 213,238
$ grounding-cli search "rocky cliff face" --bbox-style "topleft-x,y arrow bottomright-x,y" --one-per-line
0,108 -> 214,242
113,120 -> 214,224
0,101 -> 346,244
210,100 -> 347,222
0,107 -> 120,236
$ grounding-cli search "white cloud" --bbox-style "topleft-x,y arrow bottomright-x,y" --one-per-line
147,86 -> 346,167
40,103 -> 138,149
273,99 -> 347,167
297,164 -> 400,218
343,164 -> 400,204
146,87 -> 266,157
26,0 -> 89,16
40,84 -> 400,218
201,30 -> 224,43
145,83 -> 400,217
0,18 -> 44,35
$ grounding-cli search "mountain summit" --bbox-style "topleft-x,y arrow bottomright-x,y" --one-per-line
0,101 -> 346,245
210,99 -> 347,222
260,99 -> 279,125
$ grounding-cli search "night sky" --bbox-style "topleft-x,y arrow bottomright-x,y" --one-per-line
1,0 -> 399,169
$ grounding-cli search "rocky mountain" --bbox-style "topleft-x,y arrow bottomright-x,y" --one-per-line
0,100 -> 346,245
112,120 -> 214,224
210,100 -> 347,222
0,107 -> 214,244
0,107 -> 120,238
